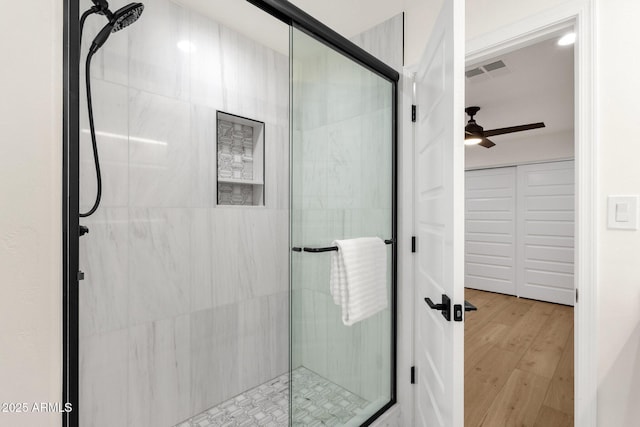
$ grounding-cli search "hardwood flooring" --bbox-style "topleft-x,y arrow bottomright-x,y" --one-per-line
465,288 -> 574,427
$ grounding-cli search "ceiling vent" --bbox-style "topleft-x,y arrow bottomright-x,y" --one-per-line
465,67 -> 485,78
483,60 -> 507,72
466,59 -> 510,82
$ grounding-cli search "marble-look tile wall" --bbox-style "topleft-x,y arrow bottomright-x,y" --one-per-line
291,14 -> 403,406
77,1 -> 289,426
349,13 -> 404,74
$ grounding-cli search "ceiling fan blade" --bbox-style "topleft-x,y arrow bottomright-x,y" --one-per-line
484,122 -> 545,137
479,138 -> 496,148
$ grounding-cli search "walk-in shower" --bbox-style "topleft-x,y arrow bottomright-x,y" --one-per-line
64,1 -> 399,426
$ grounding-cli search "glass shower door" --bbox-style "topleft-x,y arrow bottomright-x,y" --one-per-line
290,26 -> 394,426
76,1 -> 291,425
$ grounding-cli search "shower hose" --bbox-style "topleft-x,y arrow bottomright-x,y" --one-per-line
79,8 -> 103,218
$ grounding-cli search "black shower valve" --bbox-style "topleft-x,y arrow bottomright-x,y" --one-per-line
79,225 -> 90,237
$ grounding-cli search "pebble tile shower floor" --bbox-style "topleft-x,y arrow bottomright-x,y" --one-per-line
176,367 -> 369,427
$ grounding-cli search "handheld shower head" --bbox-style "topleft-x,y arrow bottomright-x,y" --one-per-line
80,2 -> 144,218
112,3 -> 145,32
89,2 -> 144,54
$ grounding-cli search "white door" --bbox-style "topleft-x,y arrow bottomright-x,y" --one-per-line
517,161 -> 575,305
412,0 -> 465,425
465,167 -> 517,295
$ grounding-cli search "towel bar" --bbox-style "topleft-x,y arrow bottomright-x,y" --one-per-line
292,239 -> 394,253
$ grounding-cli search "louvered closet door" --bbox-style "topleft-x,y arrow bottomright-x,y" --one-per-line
465,167 -> 517,295
517,161 -> 575,306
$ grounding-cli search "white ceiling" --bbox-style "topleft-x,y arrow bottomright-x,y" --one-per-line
465,34 -> 575,145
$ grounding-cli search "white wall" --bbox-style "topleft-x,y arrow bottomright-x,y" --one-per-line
465,0 -> 576,41
0,2 -> 62,427
462,0 -> 640,425
594,1 -> 640,425
403,0 -> 443,65
465,130 -> 574,169
402,0 -> 577,65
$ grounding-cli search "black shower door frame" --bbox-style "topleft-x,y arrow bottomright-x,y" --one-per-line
62,1 -> 398,426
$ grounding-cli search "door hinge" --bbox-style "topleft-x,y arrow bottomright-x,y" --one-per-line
411,236 -> 416,253
410,366 -> 416,384
411,105 -> 416,122
576,288 -> 579,303
78,270 -> 85,281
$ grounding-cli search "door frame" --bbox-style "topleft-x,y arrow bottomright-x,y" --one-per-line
465,1 -> 597,426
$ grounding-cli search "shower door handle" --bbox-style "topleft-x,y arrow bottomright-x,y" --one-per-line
424,294 -> 451,321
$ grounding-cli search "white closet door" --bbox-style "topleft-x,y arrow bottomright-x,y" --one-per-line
465,167 -> 517,295
517,161 -> 575,306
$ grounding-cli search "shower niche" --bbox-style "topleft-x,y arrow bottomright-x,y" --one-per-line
216,111 -> 265,206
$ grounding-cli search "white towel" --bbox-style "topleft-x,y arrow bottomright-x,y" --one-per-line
329,237 -> 388,326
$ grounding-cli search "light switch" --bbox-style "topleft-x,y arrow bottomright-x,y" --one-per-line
608,196 -> 639,230
616,202 -> 630,222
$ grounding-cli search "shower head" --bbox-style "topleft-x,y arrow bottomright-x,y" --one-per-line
89,2 -> 144,54
112,3 -> 144,32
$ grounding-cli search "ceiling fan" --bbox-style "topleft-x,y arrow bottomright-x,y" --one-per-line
465,106 -> 545,148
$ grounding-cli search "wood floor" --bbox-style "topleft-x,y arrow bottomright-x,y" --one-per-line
464,288 -> 574,427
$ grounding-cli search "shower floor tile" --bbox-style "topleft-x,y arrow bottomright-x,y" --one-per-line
176,367 -> 369,427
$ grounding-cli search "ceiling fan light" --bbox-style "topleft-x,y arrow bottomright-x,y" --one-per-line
465,136 -> 482,145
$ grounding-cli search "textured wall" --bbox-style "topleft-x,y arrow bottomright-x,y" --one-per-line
0,1 -> 62,426
77,0 -> 289,425
349,13 -> 404,70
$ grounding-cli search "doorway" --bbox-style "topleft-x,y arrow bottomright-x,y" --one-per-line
463,32 -> 576,426
399,2 -> 595,425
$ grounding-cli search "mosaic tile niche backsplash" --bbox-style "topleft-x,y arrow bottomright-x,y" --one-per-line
217,115 -> 265,206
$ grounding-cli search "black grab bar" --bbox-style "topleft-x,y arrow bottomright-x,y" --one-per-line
292,239 -> 394,253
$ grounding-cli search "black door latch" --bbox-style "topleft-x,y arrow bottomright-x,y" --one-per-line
424,294 -> 451,321
453,300 -> 478,322
464,300 -> 477,312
